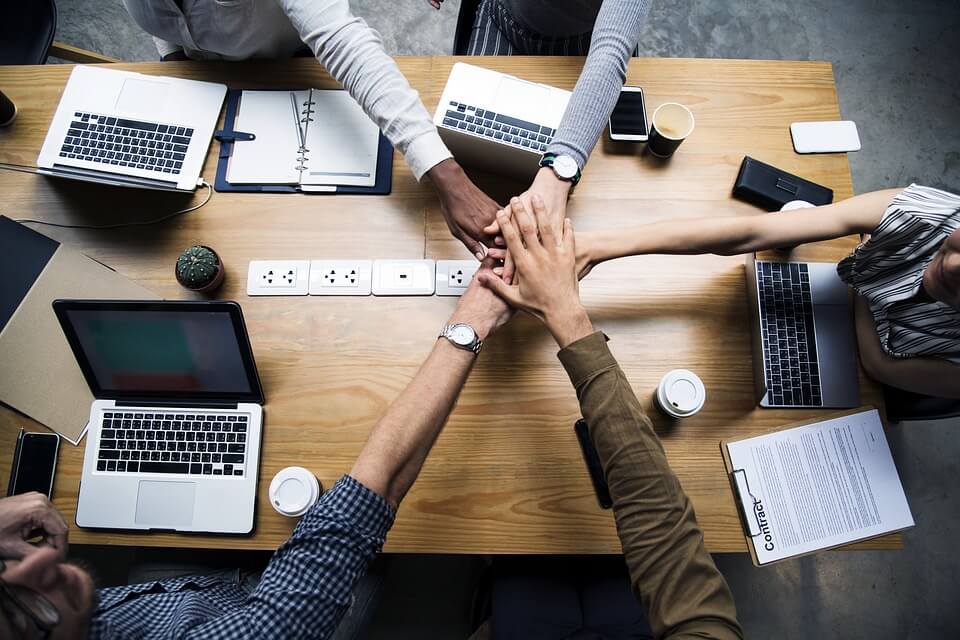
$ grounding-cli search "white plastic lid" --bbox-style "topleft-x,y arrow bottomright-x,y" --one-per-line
780,200 -> 815,211
656,369 -> 706,417
269,466 -> 321,517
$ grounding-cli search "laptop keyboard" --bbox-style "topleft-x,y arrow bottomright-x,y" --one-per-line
756,262 -> 823,407
95,410 -> 249,477
59,112 -> 194,175
442,102 -> 552,153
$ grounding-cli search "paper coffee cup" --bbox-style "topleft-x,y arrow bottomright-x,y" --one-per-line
654,369 -> 706,418
647,102 -> 695,158
269,466 -> 321,517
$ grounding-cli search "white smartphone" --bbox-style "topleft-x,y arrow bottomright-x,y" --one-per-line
790,120 -> 861,154
608,86 -> 648,142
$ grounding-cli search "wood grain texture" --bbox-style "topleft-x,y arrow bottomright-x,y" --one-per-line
0,57 -> 901,553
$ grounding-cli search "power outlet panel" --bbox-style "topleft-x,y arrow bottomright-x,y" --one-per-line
247,260 -> 310,296
309,260 -> 373,296
371,259 -> 436,296
435,260 -> 479,296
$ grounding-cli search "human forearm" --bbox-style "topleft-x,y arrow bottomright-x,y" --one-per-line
546,0 -> 651,168
854,297 -> 960,398
350,339 -> 475,507
279,0 -> 450,179
558,333 -> 742,639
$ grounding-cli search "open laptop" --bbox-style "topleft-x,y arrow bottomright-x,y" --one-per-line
744,256 -> 860,408
53,300 -> 264,534
433,62 -> 571,179
38,66 -> 226,192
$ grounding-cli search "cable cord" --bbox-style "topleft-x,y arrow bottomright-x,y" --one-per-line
9,181 -> 213,230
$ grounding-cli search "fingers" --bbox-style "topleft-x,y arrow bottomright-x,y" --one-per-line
483,219 -> 501,236
478,272 -> 522,308
0,539 -> 38,560
486,247 -> 507,261
34,502 -> 69,558
562,218 -> 575,253
531,194 -> 560,247
502,249 -> 516,285
496,209 -> 526,257
511,197 -> 541,250
451,223 -> 487,261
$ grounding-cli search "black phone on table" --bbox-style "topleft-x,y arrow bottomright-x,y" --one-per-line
608,86 -> 648,142
7,429 -> 60,499
574,419 -> 612,509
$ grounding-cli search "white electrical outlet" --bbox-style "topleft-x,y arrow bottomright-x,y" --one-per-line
246,260 -> 310,296
435,260 -> 479,296
309,260 -> 373,296
371,259 -> 436,295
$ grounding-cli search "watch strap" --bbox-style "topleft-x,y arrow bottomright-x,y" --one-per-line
439,323 -> 482,354
539,152 -> 582,186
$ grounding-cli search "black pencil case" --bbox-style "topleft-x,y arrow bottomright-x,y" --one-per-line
732,156 -> 833,211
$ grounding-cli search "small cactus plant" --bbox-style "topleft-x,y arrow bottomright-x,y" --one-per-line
176,245 -> 224,293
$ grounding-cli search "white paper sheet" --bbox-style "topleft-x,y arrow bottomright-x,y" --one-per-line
727,409 -> 914,564
300,90 -> 379,188
227,90 -> 301,185
226,89 -> 379,188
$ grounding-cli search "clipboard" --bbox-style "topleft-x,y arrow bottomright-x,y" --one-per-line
720,407 -> 913,566
213,89 -> 393,195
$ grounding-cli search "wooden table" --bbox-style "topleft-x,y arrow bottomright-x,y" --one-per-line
0,56 -> 900,553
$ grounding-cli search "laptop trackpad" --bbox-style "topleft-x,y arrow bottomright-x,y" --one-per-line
135,481 -> 196,527
116,78 -> 170,119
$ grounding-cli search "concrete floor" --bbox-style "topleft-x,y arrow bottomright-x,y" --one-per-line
52,0 -> 960,638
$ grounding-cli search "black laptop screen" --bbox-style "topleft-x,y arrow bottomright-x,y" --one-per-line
61,307 -> 254,398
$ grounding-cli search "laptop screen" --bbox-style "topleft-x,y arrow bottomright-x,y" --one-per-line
54,301 -> 263,402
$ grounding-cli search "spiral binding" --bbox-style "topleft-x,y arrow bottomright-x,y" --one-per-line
294,88 -> 315,173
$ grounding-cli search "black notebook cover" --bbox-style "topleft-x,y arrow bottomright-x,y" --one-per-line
213,89 -> 394,195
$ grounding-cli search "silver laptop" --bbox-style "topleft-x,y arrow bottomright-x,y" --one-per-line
38,66 -> 226,192
53,300 -> 264,534
745,256 -> 860,408
433,62 -> 571,179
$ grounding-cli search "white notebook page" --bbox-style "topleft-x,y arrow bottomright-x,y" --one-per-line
727,409 -> 914,564
300,90 -> 379,188
227,90 -> 302,185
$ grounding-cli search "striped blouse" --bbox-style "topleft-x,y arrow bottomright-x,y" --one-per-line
837,184 -> 960,364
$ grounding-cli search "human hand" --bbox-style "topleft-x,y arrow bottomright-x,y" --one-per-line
478,197 -> 594,348
429,159 -> 501,260
448,257 -> 514,340
0,492 -> 69,560
483,167 -> 572,283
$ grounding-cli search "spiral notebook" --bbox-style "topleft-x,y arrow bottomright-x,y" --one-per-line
215,89 -> 390,193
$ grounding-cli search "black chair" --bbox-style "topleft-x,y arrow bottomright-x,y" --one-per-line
1,0 -> 57,64
453,0 -> 481,55
883,384 -> 960,423
0,0 -> 115,65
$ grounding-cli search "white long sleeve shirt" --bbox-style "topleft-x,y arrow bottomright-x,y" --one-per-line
122,0 -> 451,180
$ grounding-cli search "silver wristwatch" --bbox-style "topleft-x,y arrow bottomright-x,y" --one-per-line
439,323 -> 482,354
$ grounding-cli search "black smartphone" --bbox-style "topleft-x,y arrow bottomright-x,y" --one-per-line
574,419 -> 612,509
7,429 -> 60,499
608,86 -> 648,142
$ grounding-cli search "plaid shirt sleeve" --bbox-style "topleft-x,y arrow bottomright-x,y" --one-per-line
186,475 -> 395,640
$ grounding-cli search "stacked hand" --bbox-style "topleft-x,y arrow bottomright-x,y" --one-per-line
0,492 -> 69,560
478,195 -> 594,348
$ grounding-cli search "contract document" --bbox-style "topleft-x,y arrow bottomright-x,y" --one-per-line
723,409 -> 914,565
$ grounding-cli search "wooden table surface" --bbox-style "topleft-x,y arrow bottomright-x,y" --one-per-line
0,56 -> 900,553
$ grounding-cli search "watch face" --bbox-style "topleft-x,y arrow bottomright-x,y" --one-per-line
553,155 -> 578,179
449,324 -> 475,345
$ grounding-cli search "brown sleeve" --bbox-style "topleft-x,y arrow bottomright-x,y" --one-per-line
558,332 -> 743,639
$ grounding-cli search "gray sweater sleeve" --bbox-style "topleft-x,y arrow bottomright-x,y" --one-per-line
545,0 -> 652,170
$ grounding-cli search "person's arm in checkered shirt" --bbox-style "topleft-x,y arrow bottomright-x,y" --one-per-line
185,262 -> 512,639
